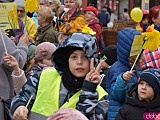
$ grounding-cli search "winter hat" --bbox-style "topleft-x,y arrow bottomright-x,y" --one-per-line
139,68 -> 160,95
34,42 -> 56,62
14,0 -> 25,8
84,6 -> 98,17
47,108 -> 88,120
100,45 -> 117,66
52,32 -> 98,73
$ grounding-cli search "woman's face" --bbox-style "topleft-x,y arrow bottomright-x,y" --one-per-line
17,8 -> 25,19
64,0 -> 77,13
37,13 -> 45,26
49,2 -> 57,12
84,11 -> 96,22
68,50 -> 90,78
152,11 -> 160,26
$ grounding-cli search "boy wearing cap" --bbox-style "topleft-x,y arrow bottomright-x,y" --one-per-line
116,68 -> 160,120
84,6 -> 102,53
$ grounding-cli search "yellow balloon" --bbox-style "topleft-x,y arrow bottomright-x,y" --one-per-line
130,8 -> 143,22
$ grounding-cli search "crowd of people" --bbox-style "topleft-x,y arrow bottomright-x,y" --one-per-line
0,0 -> 160,120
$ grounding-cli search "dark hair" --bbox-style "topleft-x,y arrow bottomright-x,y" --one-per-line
124,8 -> 128,12
148,5 -> 160,24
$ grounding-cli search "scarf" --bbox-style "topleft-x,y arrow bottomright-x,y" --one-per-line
62,68 -> 84,92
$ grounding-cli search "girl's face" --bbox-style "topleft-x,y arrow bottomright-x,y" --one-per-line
138,80 -> 154,102
84,11 -> 96,22
152,11 -> 160,26
68,50 -> 90,78
64,0 -> 77,13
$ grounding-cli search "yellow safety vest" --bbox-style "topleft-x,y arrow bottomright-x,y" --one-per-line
31,68 -> 108,117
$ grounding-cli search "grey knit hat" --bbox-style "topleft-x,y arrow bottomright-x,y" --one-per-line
52,32 -> 98,73
14,0 -> 25,8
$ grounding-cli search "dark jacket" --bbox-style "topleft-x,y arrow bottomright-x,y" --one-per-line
98,8 -> 110,27
35,23 -> 58,45
106,28 -> 142,120
115,84 -> 160,120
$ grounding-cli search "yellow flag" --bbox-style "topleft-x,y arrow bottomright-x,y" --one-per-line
25,0 -> 39,13
82,24 -> 96,35
142,24 -> 160,51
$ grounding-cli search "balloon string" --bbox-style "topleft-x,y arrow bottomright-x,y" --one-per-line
1,30 -> 7,53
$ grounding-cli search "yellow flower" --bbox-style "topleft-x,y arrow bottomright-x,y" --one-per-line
8,5 -> 18,29
142,24 -> 160,51
82,25 -> 96,35
25,0 -> 39,13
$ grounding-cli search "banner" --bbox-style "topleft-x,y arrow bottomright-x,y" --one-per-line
130,35 -> 144,57
0,2 -> 18,29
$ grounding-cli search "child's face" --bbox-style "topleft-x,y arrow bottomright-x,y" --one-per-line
64,0 -> 77,13
84,11 -> 96,22
138,80 -> 154,102
42,58 -> 53,67
68,50 -> 90,78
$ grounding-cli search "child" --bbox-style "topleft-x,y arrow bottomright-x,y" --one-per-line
99,45 -> 117,90
84,6 -> 102,53
47,108 -> 88,120
116,68 -> 160,120
25,42 -> 56,80
106,28 -> 142,120
10,32 -> 108,120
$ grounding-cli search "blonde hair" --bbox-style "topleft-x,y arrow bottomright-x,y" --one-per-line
37,6 -> 53,23
64,0 -> 82,8
75,0 -> 82,8
49,0 -> 61,10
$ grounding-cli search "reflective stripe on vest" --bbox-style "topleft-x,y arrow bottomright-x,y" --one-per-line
31,68 -> 108,117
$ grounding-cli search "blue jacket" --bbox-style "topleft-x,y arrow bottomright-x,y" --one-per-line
106,28 -> 142,120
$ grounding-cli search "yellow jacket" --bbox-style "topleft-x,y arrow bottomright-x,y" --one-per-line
59,14 -> 86,35
23,16 -> 37,39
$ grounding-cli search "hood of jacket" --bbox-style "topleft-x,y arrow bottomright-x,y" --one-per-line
52,32 -> 98,74
117,28 -> 141,67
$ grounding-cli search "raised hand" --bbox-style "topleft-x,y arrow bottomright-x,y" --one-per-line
3,53 -> 19,71
85,58 -> 104,84
122,70 -> 135,81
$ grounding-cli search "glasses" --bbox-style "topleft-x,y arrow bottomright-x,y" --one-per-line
17,10 -> 25,13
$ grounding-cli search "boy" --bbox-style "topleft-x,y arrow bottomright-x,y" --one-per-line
116,68 -> 160,120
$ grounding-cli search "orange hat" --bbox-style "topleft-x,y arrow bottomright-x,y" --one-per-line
84,6 -> 98,17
